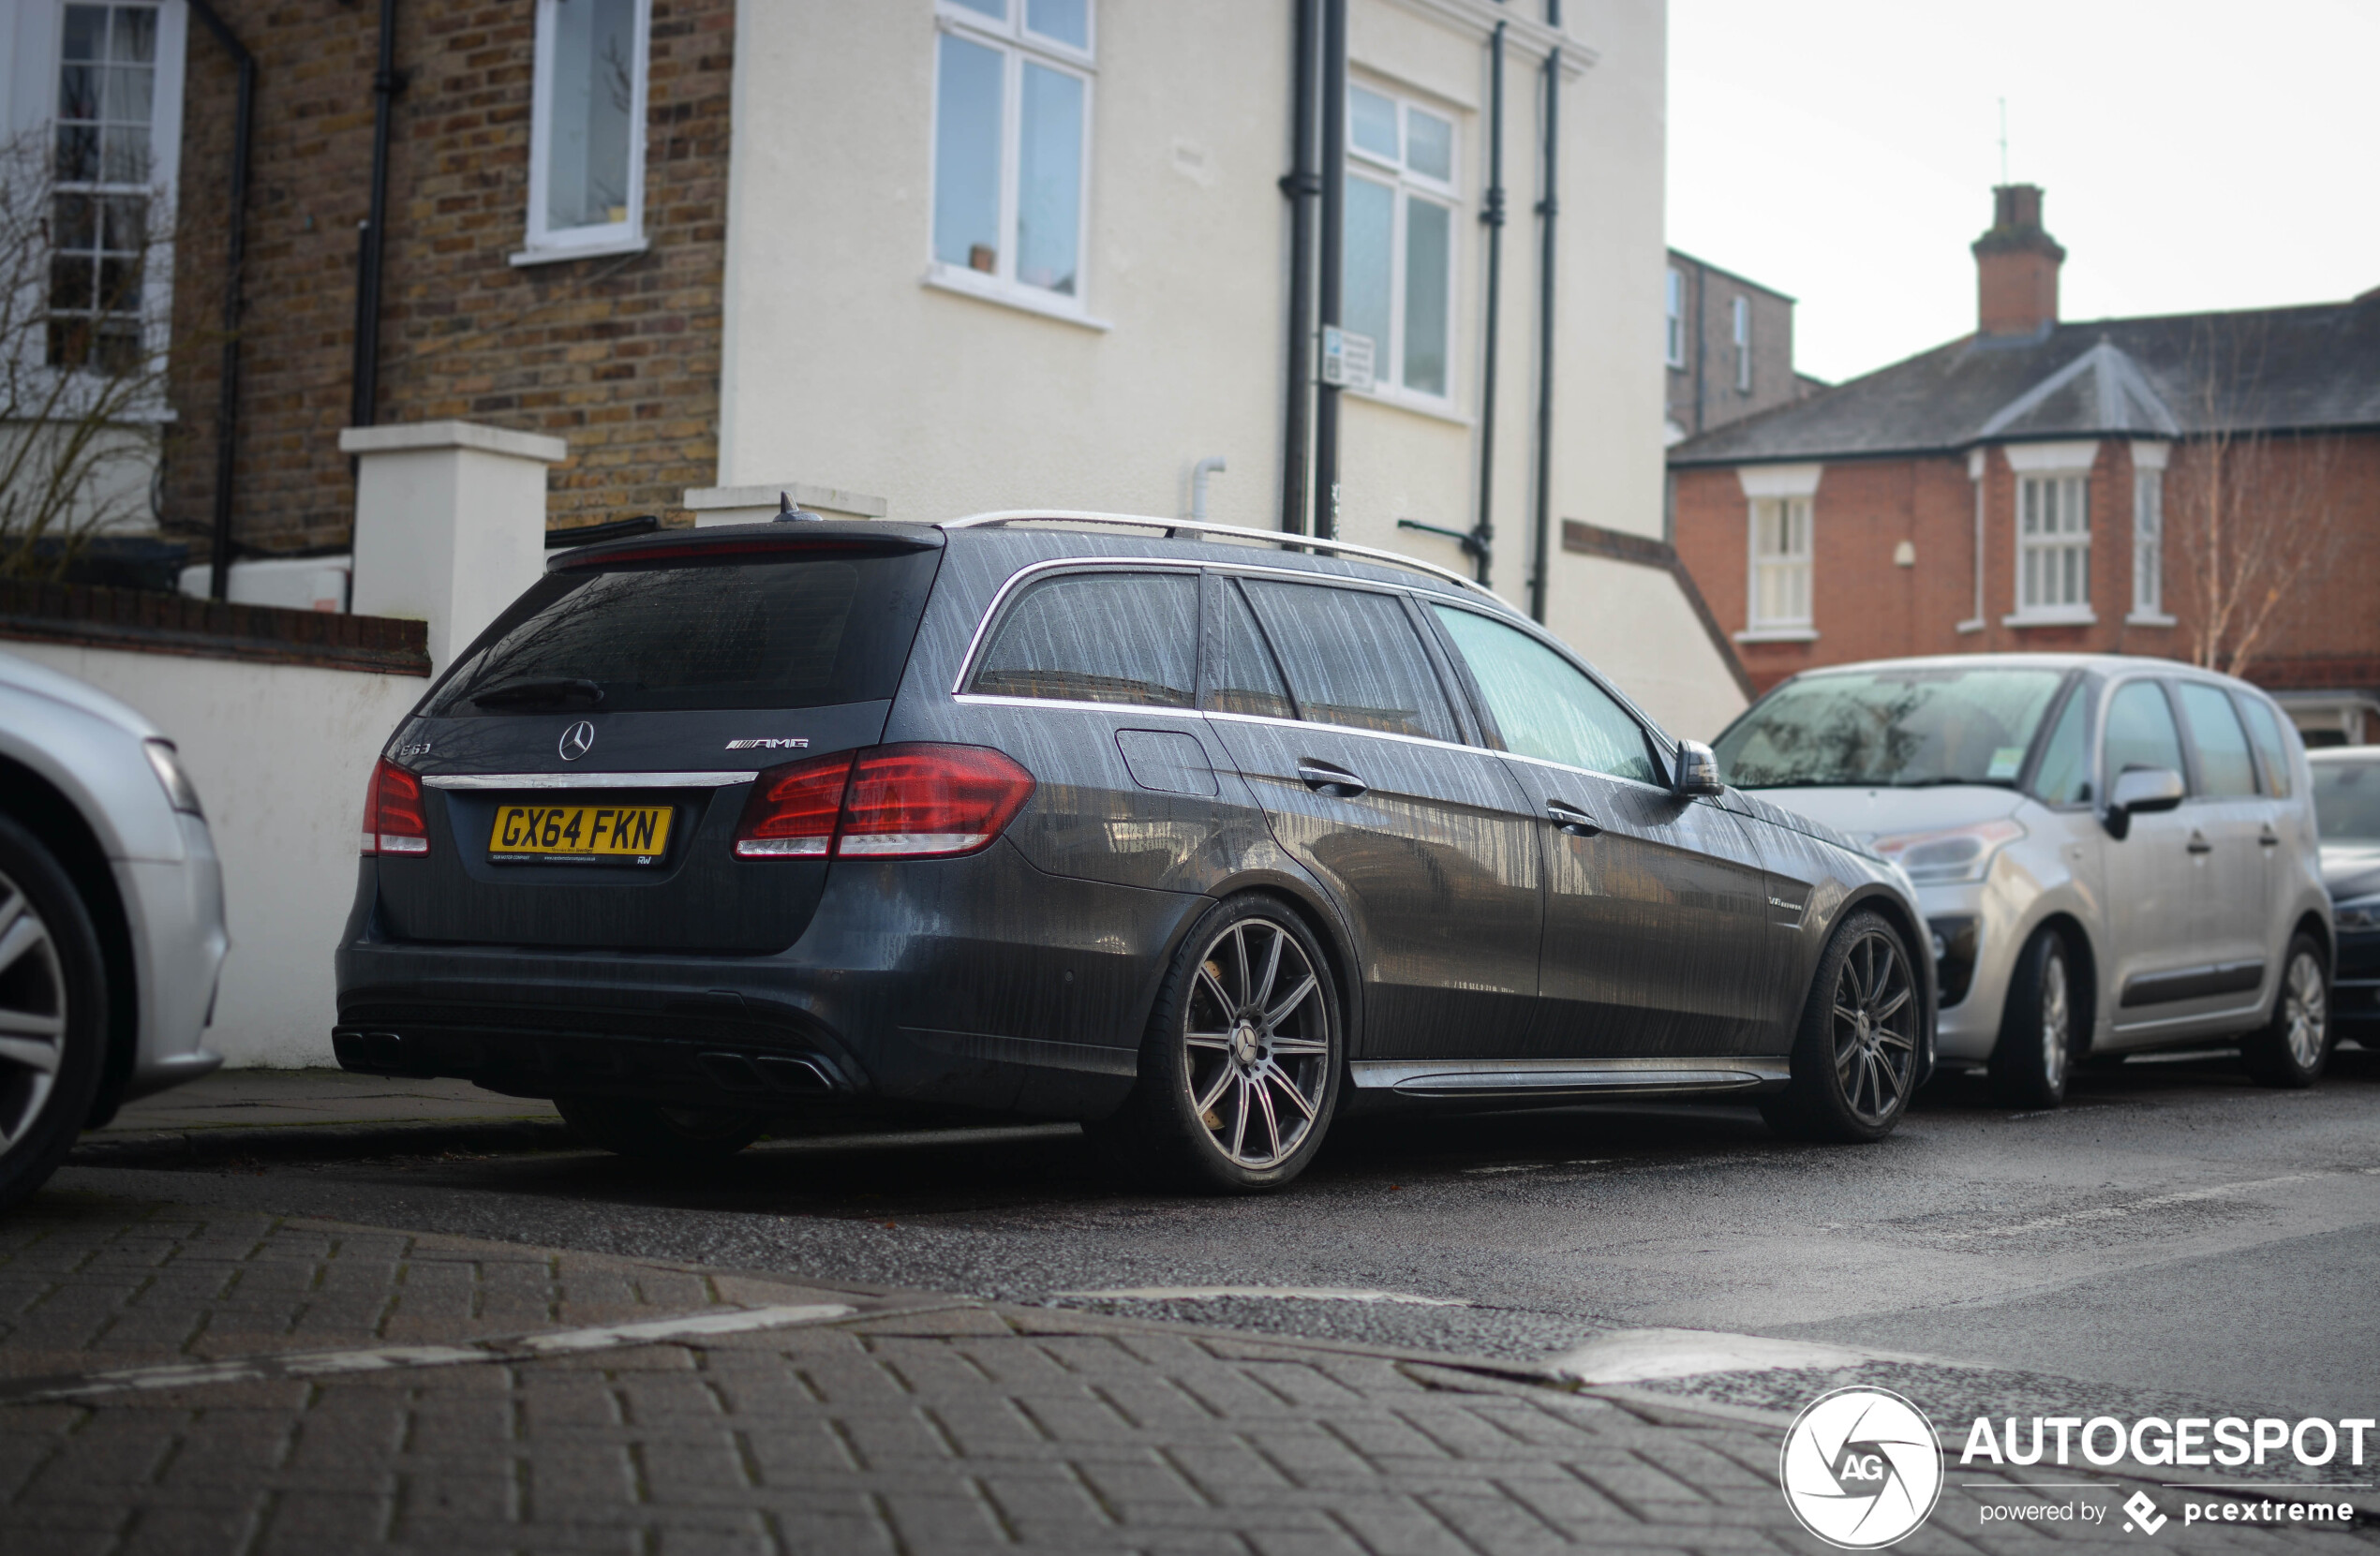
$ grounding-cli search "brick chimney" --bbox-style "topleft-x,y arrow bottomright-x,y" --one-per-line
1971,184 -> 2065,337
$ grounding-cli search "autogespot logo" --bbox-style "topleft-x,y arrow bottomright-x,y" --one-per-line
1780,1386 -> 1946,1549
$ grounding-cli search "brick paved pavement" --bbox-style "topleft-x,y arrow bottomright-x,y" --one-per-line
2,1193 -> 2369,1554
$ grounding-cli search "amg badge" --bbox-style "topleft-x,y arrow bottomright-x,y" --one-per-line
724,738 -> 811,750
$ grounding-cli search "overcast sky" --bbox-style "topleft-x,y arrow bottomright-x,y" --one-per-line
1666,0 -> 2380,386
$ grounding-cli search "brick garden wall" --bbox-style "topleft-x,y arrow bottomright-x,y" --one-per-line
166,0 -> 734,561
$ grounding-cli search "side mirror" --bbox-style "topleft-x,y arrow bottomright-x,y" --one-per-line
2103,765 -> 2185,839
1673,739 -> 1724,798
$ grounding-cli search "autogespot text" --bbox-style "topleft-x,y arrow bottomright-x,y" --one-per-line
1961,1415 -> 2376,1469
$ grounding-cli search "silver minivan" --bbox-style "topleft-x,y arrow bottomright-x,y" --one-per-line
1713,654 -> 2331,1106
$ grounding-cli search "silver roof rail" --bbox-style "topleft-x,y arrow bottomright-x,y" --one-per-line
941,510 -> 1501,600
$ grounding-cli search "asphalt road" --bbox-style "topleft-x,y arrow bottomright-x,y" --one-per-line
55,1045 -> 2380,1431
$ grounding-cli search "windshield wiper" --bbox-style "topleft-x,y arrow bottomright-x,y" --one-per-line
469,676 -> 605,711
1891,776 -> 2015,788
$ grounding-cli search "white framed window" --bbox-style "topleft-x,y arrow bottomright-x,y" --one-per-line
1732,295 -> 1750,393
2016,473 -> 2091,619
1747,496 -> 1812,632
1343,81 -> 1457,403
519,0 -> 651,264
930,0 -> 1094,317
1664,266 -> 1685,368
47,3 -> 177,373
2127,442 -> 2172,625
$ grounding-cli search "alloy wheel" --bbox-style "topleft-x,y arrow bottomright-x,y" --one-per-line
1829,927 -> 1918,1127
1182,917 -> 1331,1171
2039,945 -> 2070,1091
2283,950 -> 2328,1070
0,869 -> 66,1159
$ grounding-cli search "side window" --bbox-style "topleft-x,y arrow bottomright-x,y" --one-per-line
1431,605 -> 1659,784
971,571 -> 1196,707
1241,581 -> 1456,743
2176,683 -> 2257,798
2030,686 -> 2092,806
2235,694 -> 2295,799
1205,580 -> 1295,720
2103,680 -> 2185,786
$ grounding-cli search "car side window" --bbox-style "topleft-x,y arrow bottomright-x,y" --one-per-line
2103,680 -> 2186,787
2235,693 -> 2295,798
2030,686 -> 2091,805
971,571 -> 1197,708
2176,682 -> 2258,799
1240,580 -> 1458,743
1204,579 -> 1296,720
1430,604 -> 1659,784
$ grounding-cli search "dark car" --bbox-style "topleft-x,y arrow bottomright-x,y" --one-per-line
2309,747 -> 2380,1031
334,513 -> 1933,1190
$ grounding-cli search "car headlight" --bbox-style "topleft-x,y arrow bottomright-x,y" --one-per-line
1870,819 -> 2025,885
143,738 -> 205,819
2334,893 -> 2380,931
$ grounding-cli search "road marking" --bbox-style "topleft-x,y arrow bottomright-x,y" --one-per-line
1550,1326 -> 1872,1385
1461,1159 -> 1612,1176
1059,1286 -> 1471,1307
0,1303 -> 856,1405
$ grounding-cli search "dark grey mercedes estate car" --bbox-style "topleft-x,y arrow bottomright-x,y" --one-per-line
335,513 -> 1933,1189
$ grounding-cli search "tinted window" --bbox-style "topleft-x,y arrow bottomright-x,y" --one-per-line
1242,581 -> 1457,742
2030,687 -> 2091,805
2236,694 -> 2295,798
973,571 -> 1197,707
1713,667 -> 2063,788
1205,580 -> 1295,720
1433,605 -> 1658,783
2313,761 -> 2380,840
2104,680 -> 2185,783
425,550 -> 939,715
2177,682 -> 2258,798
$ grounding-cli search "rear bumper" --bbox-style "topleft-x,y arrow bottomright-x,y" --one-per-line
333,838 -> 1204,1119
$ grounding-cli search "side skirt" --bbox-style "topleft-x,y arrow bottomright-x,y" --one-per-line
1348,1056 -> 1791,1099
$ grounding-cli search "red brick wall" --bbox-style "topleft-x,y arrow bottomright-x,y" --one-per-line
1673,430 -> 2380,695
165,0 -> 733,560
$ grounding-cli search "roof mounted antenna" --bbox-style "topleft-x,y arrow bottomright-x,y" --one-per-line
775,490 -> 826,523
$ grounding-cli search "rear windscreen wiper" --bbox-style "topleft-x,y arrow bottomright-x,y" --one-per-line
469,676 -> 605,711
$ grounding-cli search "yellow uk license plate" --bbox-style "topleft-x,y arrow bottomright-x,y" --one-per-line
488,804 -> 674,864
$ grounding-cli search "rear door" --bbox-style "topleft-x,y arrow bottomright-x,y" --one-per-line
1427,601 -> 1778,1057
378,533 -> 941,952
2100,676 -> 2231,1035
2173,680 -> 2277,1001
1200,575 -> 1543,1058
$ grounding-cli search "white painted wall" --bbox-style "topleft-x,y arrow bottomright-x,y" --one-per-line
7,640 -> 422,1067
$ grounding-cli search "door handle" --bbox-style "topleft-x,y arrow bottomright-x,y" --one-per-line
1545,800 -> 1602,837
1296,761 -> 1368,798
2259,828 -> 2282,848
2187,830 -> 2212,854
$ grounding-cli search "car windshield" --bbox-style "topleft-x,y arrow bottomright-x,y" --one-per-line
2313,759 -> 2380,842
1715,667 -> 2066,789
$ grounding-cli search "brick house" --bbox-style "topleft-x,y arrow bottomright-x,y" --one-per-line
1669,184 -> 2380,740
1661,248 -> 1822,445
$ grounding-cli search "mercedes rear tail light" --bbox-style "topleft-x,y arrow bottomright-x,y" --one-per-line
361,759 -> 429,855
734,744 -> 1033,860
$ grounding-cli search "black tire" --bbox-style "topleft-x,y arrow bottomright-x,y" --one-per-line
1762,909 -> 1922,1144
2241,933 -> 2330,1089
0,814 -> 110,1215
1988,927 -> 2075,1108
1087,894 -> 1343,1193
554,1095 -> 766,1162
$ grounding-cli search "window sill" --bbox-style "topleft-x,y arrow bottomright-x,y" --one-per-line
510,234 -> 649,268
2125,610 -> 2178,628
2003,609 -> 2098,629
922,266 -> 1112,331
1343,384 -> 1471,428
1734,627 -> 1817,644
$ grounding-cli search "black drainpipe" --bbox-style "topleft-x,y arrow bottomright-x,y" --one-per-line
186,1 -> 253,602
1277,0 -> 1319,537
1527,40 -> 1560,624
1469,21 -> 1507,586
350,0 -> 401,433
1310,0 -> 1346,541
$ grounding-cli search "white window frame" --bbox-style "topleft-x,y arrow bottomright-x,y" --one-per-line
2001,442 -> 2099,627
2127,441 -> 2174,626
925,0 -> 1098,326
1732,294 -> 1750,393
514,0 -> 652,267
1743,496 -> 1814,636
1343,78 -> 1460,411
1664,266 -> 1685,368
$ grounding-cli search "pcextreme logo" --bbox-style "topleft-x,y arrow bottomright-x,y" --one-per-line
1779,1386 -> 1945,1549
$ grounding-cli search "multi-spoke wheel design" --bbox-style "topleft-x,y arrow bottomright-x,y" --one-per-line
1182,917 -> 1332,1171
1828,926 -> 1919,1128
2281,949 -> 2328,1071
0,867 -> 67,1161
2244,934 -> 2330,1089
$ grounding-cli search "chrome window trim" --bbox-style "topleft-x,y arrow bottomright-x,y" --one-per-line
423,771 -> 758,790
1493,746 -> 1684,801
952,693 -> 1206,719
942,509 -> 1499,599
951,558 -> 1205,697
1201,708 -> 1486,763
